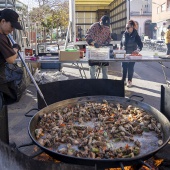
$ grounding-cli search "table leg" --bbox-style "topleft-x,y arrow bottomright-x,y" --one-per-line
72,63 -> 87,79
159,62 -> 170,86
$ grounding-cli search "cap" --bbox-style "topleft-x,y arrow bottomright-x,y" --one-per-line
100,15 -> 110,27
0,9 -> 22,30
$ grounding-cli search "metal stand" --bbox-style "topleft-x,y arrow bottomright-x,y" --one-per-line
72,62 -> 87,79
159,61 -> 170,86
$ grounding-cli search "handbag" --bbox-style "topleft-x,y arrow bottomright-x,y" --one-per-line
0,63 -> 25,103
4,63 -> 23,84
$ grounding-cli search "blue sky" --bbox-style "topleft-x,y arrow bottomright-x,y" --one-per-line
20,0 -> 38,9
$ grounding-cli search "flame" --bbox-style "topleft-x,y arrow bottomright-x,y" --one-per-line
109,167 -> 132,170
154,159 -> 163,167
108,157 -> 163,170
33,151 -> 163,170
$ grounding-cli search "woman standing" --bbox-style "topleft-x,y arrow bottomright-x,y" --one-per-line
165,25 -> 170,55
120,20 -> 143,87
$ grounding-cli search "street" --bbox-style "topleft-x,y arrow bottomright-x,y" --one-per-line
136,48 -> 170,83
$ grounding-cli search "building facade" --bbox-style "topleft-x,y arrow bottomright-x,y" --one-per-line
130,0 -> 152,39
75,0 -> 127,40
152,0 -> 170,40
75,0 -> 152,40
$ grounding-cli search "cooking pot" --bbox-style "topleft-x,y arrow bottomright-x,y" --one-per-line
28,96 -> 170,168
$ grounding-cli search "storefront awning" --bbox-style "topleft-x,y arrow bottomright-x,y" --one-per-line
75,0 -> 113,6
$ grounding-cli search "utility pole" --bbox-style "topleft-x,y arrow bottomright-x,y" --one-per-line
69,0 -> 76,42
128,0 -> 130,20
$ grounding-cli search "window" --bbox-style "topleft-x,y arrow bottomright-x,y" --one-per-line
161,3 -> 166,12
157,6 -> 160,13
167,0 -> 170,11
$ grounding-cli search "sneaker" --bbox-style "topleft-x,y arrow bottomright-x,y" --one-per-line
127,81 -> 132,87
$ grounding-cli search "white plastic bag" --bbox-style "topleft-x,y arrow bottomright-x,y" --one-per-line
33,69 -> 68,84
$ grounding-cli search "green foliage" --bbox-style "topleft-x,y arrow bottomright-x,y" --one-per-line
29,1 -> 69,33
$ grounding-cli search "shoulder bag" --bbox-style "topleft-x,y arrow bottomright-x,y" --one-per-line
0,63 -> 25,102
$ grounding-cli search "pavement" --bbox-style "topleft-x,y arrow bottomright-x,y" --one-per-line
7,47 -> 170,169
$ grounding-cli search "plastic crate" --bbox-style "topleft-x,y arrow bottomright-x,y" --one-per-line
41,63 -> 61,70
87,46 -> 110,60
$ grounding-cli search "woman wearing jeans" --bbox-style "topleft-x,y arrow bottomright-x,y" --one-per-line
120,20 -> 143,87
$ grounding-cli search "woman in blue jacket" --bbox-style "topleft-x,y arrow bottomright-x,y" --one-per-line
120,20 -> 143,87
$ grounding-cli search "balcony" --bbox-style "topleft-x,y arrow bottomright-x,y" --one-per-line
130,11 -> 152,16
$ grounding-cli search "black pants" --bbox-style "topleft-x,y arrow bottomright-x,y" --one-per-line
166,43 -> 170,55
122,62 -> 135,81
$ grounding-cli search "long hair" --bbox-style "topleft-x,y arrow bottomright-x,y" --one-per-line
128,20 -> 137,29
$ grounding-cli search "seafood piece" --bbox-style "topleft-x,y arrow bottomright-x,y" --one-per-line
122,152 -> 135,158
37,138 -> 45,146
133,146 -> 140,155
88,136 -> 93,145
35,128 -> 43,139
157,123 -> 161,129
57,112 -> 63,120
78,117 -> 84,123
67,137 -> 80,145
118,126 -> 133,137
66,143 -> 72,149
134,140 -> 141,147
52,126 -> 60,131
123,136 -> 134,142
70,129 -> 78,137
67,149 -> 75,156
92,141 -> 107,147
91,147 -> 99,153
58,148 -> 67,154
45,139 -> 52,147
127,105 -> 133,111
158,140 -> 163,146
89,152 -> 96,158
151,122 -> 161,133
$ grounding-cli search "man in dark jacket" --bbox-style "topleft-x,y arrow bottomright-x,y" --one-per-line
120,20 -> 143,87
85,15 -> 111,79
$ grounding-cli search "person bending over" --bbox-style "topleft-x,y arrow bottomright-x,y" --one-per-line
85,15 -> 111,79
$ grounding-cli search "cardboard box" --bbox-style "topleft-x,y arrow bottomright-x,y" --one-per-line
59,50 -> 82,61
